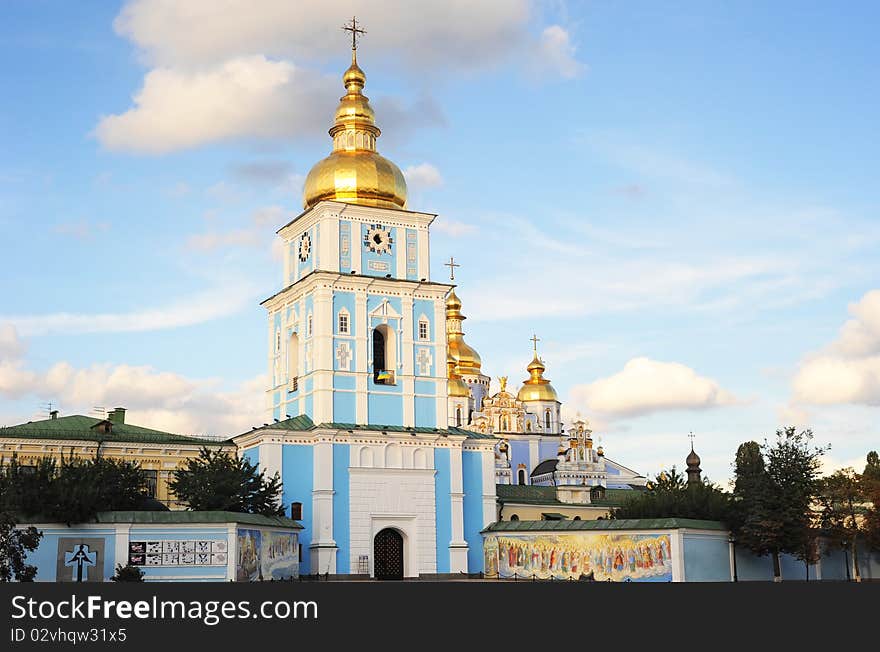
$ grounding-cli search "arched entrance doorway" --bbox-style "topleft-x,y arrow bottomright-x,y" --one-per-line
374,528 -> 404,580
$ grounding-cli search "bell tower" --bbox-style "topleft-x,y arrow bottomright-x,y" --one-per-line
263,22 -> 451,428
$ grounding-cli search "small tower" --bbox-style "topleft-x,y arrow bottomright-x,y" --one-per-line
686,433 -> 702,486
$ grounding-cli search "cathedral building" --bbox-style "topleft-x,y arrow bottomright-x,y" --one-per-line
234,27 -> 645,579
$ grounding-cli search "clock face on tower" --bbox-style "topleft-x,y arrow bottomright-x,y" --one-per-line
298,233 -> 311,262
364,224 -> 393,255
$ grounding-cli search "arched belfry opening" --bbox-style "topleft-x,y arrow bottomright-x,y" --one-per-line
288,332 -> 299,391
373,528 -> 404,580
372,324 -> 396,384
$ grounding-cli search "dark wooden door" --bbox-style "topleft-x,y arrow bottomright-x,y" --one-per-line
374,528 -> 404,580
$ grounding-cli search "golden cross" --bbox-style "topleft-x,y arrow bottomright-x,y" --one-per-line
444,256 -> 460,281
342,16 -> 366,51
530,334 -> 540,352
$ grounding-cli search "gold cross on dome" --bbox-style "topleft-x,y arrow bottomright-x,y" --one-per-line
444,256 -> 460,281
342,16 -> 366,50
530,334 -> 540,352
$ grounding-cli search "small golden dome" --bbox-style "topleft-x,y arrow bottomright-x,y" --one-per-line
517,352 -> 559,402
447,356 -> 471,398
303,51 -> 407,210
446,288 -> 482,375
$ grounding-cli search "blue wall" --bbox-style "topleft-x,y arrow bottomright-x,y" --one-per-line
414,396 -> 436,428
333,392 -> 356,423
683,534 -> 730,582
462,450 -> 484,572
434,448 -> 451,573
508,441 -> 529,483
25,528 -> 116,582
282,444 -> 314,573
368,393 -> 403,426
360,224 -> 398,277
243,447 -> 259,469
333,444 -> 350,574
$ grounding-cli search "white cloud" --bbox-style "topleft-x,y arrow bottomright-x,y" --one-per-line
404,163 -> 443,190
1,285 -> 256,337
95,56 -> 334,153
0,357 -> 265,438
533,26 -> 585,79
185,205 -> 291,253
793,289 -> 880,406
0,324 -> 24,360
114,0 -> 533,69
432,219 -> 478,237
569,357 -> 738,418
98,1 -> 582,153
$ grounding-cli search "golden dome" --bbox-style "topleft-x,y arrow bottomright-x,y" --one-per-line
447,355 -> 471,398
302,50 -> 407,210
446,288 -> 482,375
517,352 -> 559,402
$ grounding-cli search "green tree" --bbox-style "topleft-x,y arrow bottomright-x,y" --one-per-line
731,441 -> 774,560
170,448 -> 283,516
0,512 -> 42,581
0,453 -> 148,524
862,451 -> 880,551
614,467 -> 732,522
111,563 -> 145,582
732,429 -> 827,581
817,467 -> 865,582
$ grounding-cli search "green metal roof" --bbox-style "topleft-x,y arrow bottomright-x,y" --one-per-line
495,484 -> 635,507
0,415 -> 232,446
482,518 -> 727,533
23,511 -> 302,529
241,415 -> 495,439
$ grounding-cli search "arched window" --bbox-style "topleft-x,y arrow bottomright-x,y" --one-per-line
501,415 -> 509,432
526,421 -> 532,432
372,325 -> 396,385
573,516 -> 581,521
338,309 -> 350,334
545,410 -> 551,430
275,330 -> 281,352
287,332 -> 299,391
418,317 -> 429,341
517,469 -> 526,485
456,407 -> 462,427
510,514 -> 519,521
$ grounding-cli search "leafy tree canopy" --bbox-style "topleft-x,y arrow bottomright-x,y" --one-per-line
169,448 -> 284,517
614,466 -> 732,522
0,511 -> 42,582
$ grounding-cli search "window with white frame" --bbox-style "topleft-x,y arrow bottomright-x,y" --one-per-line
307,314 -> 313,337
418,317 -> 429,341
338,310 -> 350,334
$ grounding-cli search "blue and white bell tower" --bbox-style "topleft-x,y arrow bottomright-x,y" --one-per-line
237,24 -> 497,580
264,201 -> 451,428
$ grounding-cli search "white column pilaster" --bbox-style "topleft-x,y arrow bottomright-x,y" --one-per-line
310,440 -> 337,574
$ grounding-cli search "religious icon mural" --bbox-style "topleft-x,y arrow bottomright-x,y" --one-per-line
483,532 -> 673,582
236,529 -> 262,581
260,531 -> 298,580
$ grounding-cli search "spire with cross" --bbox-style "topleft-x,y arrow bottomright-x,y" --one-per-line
342,16 -> 366,52
688,431 -> 695,450
530,334 -> 540,353
444,256 -> 460,281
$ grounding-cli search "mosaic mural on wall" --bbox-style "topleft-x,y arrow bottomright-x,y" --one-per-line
484,532 -> 673,582
236,528 -> 299,582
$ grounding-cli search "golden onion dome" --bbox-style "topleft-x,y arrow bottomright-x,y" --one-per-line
517,352 -> 559,402
302,49 -> 407,210
446,288 -> 482,375
447,355 -> 471,398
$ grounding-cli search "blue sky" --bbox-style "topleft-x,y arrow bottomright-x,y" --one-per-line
1,1 -> 878,483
